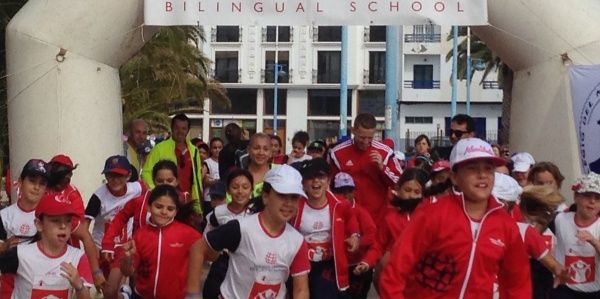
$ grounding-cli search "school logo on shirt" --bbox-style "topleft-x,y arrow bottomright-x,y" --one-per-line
565,255 -> 596,284
312,221 -> 324,230
19,224 -> 31,235
248,282 -> 281,299
265,252 -> 277,265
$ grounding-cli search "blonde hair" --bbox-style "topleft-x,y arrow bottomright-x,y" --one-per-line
519,185 -> 564,228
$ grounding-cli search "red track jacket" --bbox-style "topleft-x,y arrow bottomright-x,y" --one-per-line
328,139 -> 402,223
292,191 -> 360,290
379,193 -> 531,299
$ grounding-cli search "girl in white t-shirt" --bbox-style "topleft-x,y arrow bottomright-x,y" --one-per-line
552,172 -> 600,299
202,168 -> 254,299
185,165 -> 310,299
0,192 -> 93,299
287,131 -> 312,165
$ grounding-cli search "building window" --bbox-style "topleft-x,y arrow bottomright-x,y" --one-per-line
369,26 -> 386,42
214,51 -> 239,83
317,51 -> 341,83
405,116 -> 433,124
412,64 -> 434,89
358,91 -> 385,117
210,119 -> 256,140
216,26 -> 240,42
369,51 -> 386,84
266,26 -> 291,42
308,89 -> 351,116
265,51 -> 289,83
264,89 -> 287,115
405,24 -> 441,42
211,89 -> 256,114
317,26 -> 341,42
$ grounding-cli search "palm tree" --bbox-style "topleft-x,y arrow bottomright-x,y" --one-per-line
121,26 -> 229,132
446,27 -> 514,144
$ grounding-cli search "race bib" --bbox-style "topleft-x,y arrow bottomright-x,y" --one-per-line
565,255 -> 596,284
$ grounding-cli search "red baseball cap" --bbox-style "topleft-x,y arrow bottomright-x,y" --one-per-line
431,160 -> 451,173
49,154 -> 77,170
35,193 -> 77,219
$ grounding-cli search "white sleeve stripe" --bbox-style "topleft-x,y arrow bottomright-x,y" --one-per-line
291,269 -> 310,277
84,215 -> 94,220
536,249 -> 549,261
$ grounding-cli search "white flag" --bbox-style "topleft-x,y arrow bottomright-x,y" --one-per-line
569,65 -> 600,174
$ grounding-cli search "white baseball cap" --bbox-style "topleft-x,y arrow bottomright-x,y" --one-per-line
571,172 -> 600,195
394,151 -> 406,161
511,152 -> 535,173
492,172 -> 522,202
264,165 -> 307,197
449,138 -> 506,170
334,172 -> 355,189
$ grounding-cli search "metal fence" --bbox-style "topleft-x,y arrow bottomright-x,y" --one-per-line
399,129 -> 499,152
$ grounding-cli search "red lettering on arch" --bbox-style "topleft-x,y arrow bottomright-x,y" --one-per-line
368,1 -> 378,11
296,2 -> 305,12
411,1 -> 422,11
166,1 -> 173,12
457,1 -> 464,12
434,1 -> 444,12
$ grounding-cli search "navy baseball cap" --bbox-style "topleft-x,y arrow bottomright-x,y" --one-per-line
298,158 -> 330,179
21,159 -> 49,179
208,181 -> 227,198
101,155 -> 131,175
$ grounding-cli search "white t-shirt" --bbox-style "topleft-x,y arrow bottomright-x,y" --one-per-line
84,182 -> 143,248
298,203 -> 332,262
287,154 -> 312,165
0,242 -> 92,299
554,212 -> 600,292
205,213 -> 310,299
203,157 -> 220,202
0,203 -> 37,240
204,204 -> 250,234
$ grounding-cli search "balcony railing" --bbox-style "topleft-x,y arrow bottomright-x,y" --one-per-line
404,80 -> 440,89
482,81 -> 501,89
404,33 -> 441,43
262,68 -> 290,83
363,69 -> 385,84
214,69 -> 241,83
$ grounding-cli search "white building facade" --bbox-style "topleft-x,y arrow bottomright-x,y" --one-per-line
190,25 -> 502,152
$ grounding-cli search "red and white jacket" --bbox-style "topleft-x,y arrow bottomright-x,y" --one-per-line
292,191 -> 360,290
379,192 -> 531,299
361,206 -> 412,267
102,189 -> 191,253
339,196 -> 376,266
328,139 -> 402,224
131,219 -> 201,299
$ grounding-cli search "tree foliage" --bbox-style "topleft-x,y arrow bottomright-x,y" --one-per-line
121,26 -> 229,132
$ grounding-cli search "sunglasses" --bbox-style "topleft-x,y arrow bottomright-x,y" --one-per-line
449,129 -> 470,138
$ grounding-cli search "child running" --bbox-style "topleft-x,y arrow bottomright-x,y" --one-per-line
354,168 -> 429,293
0,192 -> 93,298
331,172 -> 376,299
185,165 -> 310,299
293,158 -> 360,298
84,155 -> 144,299
0,159 -> 49,298
551,172 -> 600,299
379,138 -> 531,298
120,185 -> 202,299
202,168 -> 254,299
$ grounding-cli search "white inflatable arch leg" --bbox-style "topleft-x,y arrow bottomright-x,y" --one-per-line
6,0 -> 156,199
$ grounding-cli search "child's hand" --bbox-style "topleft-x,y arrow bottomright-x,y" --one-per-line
345,234 -> 360,253
60,262 -> 84,290
553,266 -> 569,288
123,240 -> 137,257
0,236 -> 21,252
576,230 -> 598,245
353,262 -> 370,275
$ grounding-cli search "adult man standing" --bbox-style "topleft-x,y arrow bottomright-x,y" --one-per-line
142,114 -> 202,213
124,119 -> 149,178
328,113 -> 402,223
433,114 -> 477,160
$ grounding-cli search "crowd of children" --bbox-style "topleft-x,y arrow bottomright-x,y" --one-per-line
1,112 -> 600,299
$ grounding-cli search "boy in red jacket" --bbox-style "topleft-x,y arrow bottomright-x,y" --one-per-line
293,158 -> 361,298
380,138 -> 531,299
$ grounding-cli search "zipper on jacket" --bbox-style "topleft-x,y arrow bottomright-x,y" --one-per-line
154,228 -> 163,297
458,196 -> 503,299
